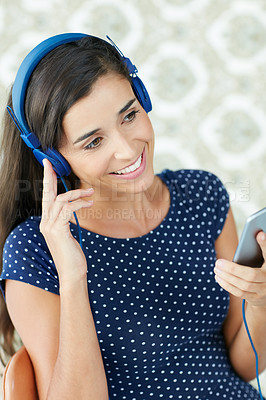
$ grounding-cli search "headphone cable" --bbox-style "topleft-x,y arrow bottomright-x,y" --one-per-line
242,299 -> 264,399
60,177 -> 83,250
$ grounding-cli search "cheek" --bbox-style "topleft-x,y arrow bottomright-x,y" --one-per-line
69,152 -> 110,180
142,116 -> 154,141
59,143 -> 108,181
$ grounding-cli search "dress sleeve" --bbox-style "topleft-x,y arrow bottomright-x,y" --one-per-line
185,170 -> 230,241
165,169 -> 230,242
204,172 -> 230,240
0,217 -> 59,299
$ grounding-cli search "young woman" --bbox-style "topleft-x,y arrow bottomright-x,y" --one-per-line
0,33 -> 266,400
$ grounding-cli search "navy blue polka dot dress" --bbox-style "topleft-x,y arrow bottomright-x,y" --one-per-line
1,169 -> 263,399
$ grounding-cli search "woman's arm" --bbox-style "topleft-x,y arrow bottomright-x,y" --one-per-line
215,207 -> 266,381
6,278 -> 108,400
6,159 -> 108,400
49,278 -> 108,400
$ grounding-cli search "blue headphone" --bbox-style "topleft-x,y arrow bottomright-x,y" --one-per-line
7,33 -> 152,177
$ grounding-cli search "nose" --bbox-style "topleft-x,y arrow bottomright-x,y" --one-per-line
112,131 -> 136,161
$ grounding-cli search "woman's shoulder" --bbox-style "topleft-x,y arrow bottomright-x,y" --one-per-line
1,216 -> 59,297
3,215 -> 49,261
158,168 -> 230,240
5,216 -> 42,246
158,168 -> 226,194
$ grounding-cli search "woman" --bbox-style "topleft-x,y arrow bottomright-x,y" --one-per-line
0,33 -> 266,400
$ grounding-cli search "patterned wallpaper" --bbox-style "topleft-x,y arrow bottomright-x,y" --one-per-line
0,0 -> 266,394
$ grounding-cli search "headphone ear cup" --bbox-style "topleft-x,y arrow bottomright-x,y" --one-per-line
131,76 -> 152,113
33,148 -> 71,177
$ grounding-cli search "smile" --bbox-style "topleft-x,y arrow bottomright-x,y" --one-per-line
112,153 -> 142,175
109,147 -> 146,180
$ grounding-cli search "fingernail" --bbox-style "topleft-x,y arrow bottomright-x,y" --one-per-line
261,233 -> 266,241
85,188 -> 94,193
216,259 -> 224,268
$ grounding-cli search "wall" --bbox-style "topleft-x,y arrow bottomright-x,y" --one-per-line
0,0 -> 266,396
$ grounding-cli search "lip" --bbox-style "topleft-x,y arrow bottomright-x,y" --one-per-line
109,147 -> 146,180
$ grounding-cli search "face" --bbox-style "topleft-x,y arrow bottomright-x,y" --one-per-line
60,73 -> 155,200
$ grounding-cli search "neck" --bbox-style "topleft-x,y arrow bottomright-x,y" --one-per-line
93,175 -> 163,212
74,176 -> 170,238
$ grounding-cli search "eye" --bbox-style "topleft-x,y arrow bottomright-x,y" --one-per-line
84,137 -> 102,150
123,110 -> 140,123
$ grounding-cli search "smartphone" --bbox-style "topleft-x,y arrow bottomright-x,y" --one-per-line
233,207 -> 266,268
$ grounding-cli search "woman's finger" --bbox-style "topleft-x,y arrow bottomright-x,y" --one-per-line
214,274 -> 266,303
215,259 -> 266,283
42,158 -> 58,206
44,188 -> 94,222
256,231 -> 266,267
214,267 -> 263,293
57,199 -> 94,224
41,198 -> 93,238
214,258 -> 266,306
55,187 -> 94,204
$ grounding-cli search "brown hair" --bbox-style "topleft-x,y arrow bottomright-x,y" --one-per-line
0,35 -> 131,365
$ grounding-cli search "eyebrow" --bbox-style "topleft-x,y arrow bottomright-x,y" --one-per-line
118,98 -> 136,115
73,98 -> 137,145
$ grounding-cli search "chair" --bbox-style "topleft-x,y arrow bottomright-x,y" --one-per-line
2,345 -> 38,399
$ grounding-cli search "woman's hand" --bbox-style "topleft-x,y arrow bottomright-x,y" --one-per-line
214,231 -> 266,308
39,159 -> 94,287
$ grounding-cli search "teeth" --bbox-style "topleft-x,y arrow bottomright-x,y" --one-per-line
113,154 -> 142,175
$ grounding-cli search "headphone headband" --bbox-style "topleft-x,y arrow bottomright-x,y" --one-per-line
8,32 -> 152,177
12,33 -> 87,136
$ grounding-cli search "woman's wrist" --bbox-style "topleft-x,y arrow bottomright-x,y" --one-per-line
59,272 -> 88,294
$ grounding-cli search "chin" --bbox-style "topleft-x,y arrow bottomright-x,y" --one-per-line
114,171 -> 155,195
